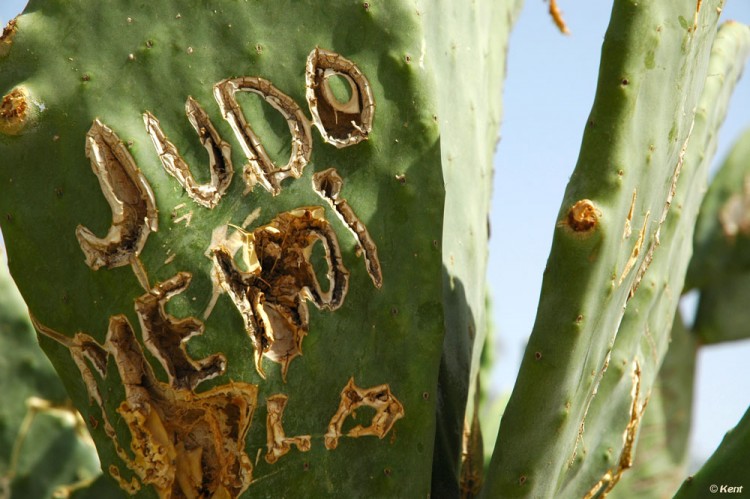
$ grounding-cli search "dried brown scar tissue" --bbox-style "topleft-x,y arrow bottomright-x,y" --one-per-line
75,120 -> 157,290
265,394 -> 311,464
31,274 -> 258,498
214,76 -> 312,195
325,378 -> 404,450
313,168 -> 383,288
212,207 -> 350,380
306,48 -> 375,148
144,96 -> 234,209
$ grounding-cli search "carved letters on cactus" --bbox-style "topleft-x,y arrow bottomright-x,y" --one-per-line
135,272 -> 227,390
324,377 -> 405,450
214,76 -> 313,195
265,394 -> 312,464
305,48 -> 375,148
32,310 -> 259,499
211,207 -> 350,380
75,119 -> 158,290
143,97 -> 234,209
59,48 -> 402,494
313,168 -> 383,288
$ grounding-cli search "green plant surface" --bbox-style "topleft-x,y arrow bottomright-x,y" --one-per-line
0,0 -> 514,496
685,127 -> 750,291
417,0 -> 523,495
606,314 -> 697,499
687,127 -> 750,344
558,19 -> 750,498
482,1 -> 744,496
0,253 -> 101,498
673,403 -> 750,498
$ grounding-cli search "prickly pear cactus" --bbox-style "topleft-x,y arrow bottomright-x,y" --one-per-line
0,253 -> 101,498
0,0 -> 515,497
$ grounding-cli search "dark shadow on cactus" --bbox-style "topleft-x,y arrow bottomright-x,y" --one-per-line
432,266 -> 476,498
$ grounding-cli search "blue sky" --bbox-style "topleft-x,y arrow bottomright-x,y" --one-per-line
2,0 -> 749,469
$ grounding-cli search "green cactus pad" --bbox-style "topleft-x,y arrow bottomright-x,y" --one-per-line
673,403 -> 750,498
0,0 -> 512,496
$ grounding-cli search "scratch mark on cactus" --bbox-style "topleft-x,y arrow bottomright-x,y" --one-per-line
265,394 -> 311,464
214,76 -> 312,195
719,174 -> 750,240
569,351 -> 611,469
548,0 -> 570,35
0,87 -> 32,135
75,120 -> 157,291
212,207 -> 349,380
622,189 -> 637,239
173,210 -> 193,227
628,120 -> 694,299
618,211 -> 650,286
324,378 -> 405,450
306,48 -> 375,148
136,273 -> 226,390
144,97 -> 234,209
31,313 -> 259,499
583,361 -> 648,498
313,168 -> 383,288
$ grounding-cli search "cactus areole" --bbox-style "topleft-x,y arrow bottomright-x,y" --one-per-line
0,1 -> 464,496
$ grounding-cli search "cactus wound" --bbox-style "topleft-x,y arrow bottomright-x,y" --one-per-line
583,361 -> 648,498
305,48 -> 375,148
135,272 -> 227,390
324,377 -> 405,450
75,120 -> 158,290
212,207 -> 350,380
214,77 -> 312,195
719,174 -> 750,239
265,394 -> 312,464
618,211 -> 650,286
561,199 -> 600,236
144,97 -> 234,209
0,18 -> 17,58
0,87 -> 33,135
313,168 -> 383,288
32,313 -> 259,499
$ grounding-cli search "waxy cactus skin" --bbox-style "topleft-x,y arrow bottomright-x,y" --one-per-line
1,0 -> 749,497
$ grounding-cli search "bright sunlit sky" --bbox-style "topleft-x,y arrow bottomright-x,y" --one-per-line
2,0 -> 749,467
